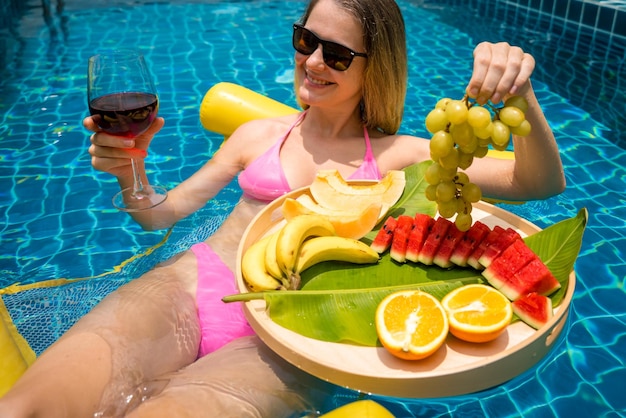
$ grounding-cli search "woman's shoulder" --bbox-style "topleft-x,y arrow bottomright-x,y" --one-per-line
369,132 -> 431,169
221,113 -> 299,149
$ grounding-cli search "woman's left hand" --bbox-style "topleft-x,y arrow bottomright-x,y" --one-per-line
466,41 -> 536,104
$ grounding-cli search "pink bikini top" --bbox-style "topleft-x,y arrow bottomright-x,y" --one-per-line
238,112 -> 382,202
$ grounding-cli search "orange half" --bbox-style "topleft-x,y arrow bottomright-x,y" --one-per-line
441,284 -> 513,343
375,290 -> 449,360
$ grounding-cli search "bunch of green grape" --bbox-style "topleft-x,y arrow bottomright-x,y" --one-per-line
423,95 -> 531,231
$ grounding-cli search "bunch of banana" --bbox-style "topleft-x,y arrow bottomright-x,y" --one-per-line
241,214 -> 380,291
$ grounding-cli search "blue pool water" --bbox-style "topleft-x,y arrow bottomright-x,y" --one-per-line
1,0 -> 625,415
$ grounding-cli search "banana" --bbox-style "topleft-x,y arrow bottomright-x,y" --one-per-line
241,235 -> 285,291
275,214 -> 336,287
264,231 -> 283,280
295,235 -> 380,273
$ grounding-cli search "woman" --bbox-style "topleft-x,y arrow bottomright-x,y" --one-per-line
0,0 -> 565,416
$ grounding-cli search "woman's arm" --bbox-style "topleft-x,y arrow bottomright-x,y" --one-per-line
87,117 -> 250,230
463,42 -> 566,200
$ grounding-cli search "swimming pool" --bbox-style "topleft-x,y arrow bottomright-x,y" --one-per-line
1,0 -> 625,415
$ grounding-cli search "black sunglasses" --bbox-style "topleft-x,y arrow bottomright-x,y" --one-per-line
292,24 -> 367,71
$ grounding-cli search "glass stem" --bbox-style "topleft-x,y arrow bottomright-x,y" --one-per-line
130,158 -> 147,198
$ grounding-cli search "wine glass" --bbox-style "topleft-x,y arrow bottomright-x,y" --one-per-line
87,50 -> 167,211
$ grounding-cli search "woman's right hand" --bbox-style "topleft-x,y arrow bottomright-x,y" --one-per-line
85,116 -> 165,179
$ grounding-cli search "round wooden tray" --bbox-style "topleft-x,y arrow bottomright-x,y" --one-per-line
235,187 -> 575,398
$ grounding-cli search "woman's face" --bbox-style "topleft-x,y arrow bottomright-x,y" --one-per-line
295,0 -> 366,111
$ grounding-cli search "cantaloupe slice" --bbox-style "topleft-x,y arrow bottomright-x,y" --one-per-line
309,170 -> 405,219
282,195 -> 382,240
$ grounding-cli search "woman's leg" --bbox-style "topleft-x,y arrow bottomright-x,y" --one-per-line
0,251 -> 202,418
125,336 -> 334,418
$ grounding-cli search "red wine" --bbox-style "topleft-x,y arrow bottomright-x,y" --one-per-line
89,92 -> 159,138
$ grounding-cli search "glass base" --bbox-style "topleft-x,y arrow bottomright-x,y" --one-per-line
112,185 -> 168,212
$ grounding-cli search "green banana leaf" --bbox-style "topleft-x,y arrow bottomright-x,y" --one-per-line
224,163 -> 588,346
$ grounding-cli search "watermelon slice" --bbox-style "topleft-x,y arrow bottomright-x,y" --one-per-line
482,239 -> 537,289
450,220 -> 490,267
418,217 -> 452,265
371,216 -> 397,254
389,215 -> 414,263
477,228 -> 522,268
467,225 -> 506,270
433,224 -> 466,268
512,292 -> 553,329
406,213 -> 435,263
498,258 -> 561,301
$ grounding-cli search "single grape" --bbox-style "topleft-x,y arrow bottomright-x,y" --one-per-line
504,95 -> 529,113
456,196 -> 473,214
439,147 -> 460,170
425,184 -> 438,201
467,105 -> 491,129
445,100 -> 469,125
429,130 -> 454,159
457,151 -> 474,170
462,182 -> 482,202
492,141 -> 510,151
436,180 -> 457,202
491,120 -> 511,147
436,97 -> 452,110
424,162 -> 442,185
477,135 -> 492,147
455,213 -> 472,231
499,106 -> 525,127
455,171 -> 470,186
510,119 -> 532,136
450,122 -> 475,149
473,121 -> 493,140
438,200 -> 457,218
438,165 -> 458,181
425,108 -> 449,133
473,145 -> 489,158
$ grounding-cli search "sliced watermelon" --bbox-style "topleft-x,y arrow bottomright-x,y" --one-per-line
406,213 -> 435,263
433,224 -> 466,268
450,220 -> 490,267
371,216 -> 397,254
498,258 -> 561,301
467,225 -> 506,270
512,292 -> 553,329
418,217 -> 452,265
477,228 -> 522,268
389,215 -> 414,263
482,239 -> 537,290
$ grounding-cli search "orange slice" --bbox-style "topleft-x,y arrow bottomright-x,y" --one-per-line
375,290 -> 449,360
441,284 -> 513,343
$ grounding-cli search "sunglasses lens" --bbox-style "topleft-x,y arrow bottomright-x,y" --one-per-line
321,43 -> 352,71
292,24 -> 355,71
293,25 -> 317,55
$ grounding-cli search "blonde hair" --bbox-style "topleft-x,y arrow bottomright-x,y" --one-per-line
297,0 -> 408,134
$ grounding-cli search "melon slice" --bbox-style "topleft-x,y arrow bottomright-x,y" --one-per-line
450,221 -> 490,267
418,217 -> 452,265
406,213 -> 435,263
281,196 -> 381,240
512,292 -> 553,329
371,216 -> 397,254
482,239 -> 537,289
309,169 -> 405,220
467,225 -> 506,270
433,223 -> 466,268
389,215 -> 414,263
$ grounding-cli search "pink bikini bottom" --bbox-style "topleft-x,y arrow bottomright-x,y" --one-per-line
191,242 -> 255,358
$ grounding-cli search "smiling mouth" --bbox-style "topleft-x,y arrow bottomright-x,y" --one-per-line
306,71 -> 333,86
